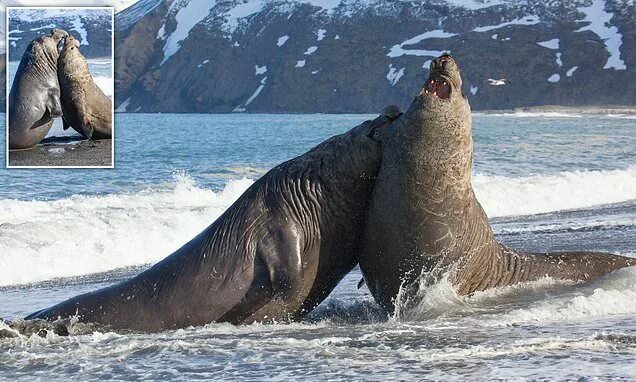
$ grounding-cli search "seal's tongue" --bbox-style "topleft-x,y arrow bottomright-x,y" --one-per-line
425,78 -> 451,99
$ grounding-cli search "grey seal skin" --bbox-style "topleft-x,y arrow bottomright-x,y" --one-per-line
58,35 -> 112,139
26,111 -> 399,332
359,54 -> 635,314
8,29 -> 68,150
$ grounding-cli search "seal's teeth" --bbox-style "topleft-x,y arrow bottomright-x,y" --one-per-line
443,81 -> 447,86
433,91 -> 437,96
425,89 -> 429,94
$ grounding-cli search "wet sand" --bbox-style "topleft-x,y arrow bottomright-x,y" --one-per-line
8,138 -> 112,167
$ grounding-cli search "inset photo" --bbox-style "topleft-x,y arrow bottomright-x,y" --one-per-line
6,7 -> 114,168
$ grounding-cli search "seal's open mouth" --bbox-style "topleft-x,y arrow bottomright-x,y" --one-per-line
424,78 -> 451,99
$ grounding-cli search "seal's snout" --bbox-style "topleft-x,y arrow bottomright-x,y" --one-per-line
425,54 -> 460,100
430,54 -> 458,73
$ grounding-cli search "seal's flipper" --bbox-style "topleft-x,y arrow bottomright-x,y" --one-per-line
83,120 -> 95,140
260,228 -> 303,302
29,108 -> 52,130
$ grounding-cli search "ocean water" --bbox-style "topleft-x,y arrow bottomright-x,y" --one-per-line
1,113 -> 635,380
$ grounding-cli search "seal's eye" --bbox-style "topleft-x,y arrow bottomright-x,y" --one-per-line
71,47 -> 74,50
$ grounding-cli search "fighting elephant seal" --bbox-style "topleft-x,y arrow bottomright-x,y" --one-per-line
8,29 -> 68,150
58,35 -> 112,139
26,111 -> 400,332
359,54 -> 635,314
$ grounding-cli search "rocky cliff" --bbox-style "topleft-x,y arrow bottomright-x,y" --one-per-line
99,1 -> 636,112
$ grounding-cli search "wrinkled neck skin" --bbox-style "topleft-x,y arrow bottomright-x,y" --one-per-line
390,87 -> 474,218
59,47 -> 91,81
13,37 -> 59,87
299,121 -> 383,228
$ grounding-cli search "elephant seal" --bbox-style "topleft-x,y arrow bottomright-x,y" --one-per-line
26,111 -> 400,332
8,29 -> 68,150
57,35 -> 112,139
359,54 -> 635,314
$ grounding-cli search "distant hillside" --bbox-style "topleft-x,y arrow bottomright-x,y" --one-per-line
8,9 -> 113,60
112,0 -> 636,113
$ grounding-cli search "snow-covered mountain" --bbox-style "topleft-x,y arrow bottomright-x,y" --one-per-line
113,0 -> 635,112
7,8 -> 113,59
0,1 -> 139,54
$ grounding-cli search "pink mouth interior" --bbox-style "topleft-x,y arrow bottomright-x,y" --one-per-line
425,79 -> 451,99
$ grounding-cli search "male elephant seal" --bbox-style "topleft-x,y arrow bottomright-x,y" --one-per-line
26,111 -> 400,332
58,35 -> 112,139
8,29 -> 68,150
360,54 -> 635,314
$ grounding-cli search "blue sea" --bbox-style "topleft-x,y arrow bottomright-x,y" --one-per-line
1,112 -> 635,380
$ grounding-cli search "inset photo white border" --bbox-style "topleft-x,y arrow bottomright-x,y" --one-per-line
5,6 -> 115,169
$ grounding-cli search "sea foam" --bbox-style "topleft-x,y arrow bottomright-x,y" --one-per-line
1,166 -> 635,286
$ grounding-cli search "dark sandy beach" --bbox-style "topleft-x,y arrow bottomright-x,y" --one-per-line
8,138 -> 112,167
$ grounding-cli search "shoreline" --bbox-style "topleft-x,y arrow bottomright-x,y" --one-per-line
476,105 -> 636,115
1,106 -> 636,117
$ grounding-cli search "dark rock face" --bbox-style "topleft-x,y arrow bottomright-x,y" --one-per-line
113,0 -> 635,113
8,9 -> 112,59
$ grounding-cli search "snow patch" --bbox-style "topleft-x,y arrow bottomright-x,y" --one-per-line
444,0 -> 504,10
470,85 -> 479,95
254,65 -> 267,75
491,33 -> 498,40
277,35 -> 289,47
225,0 -> 266,33
245,76 -> 267,106
386,64 -> 405,86
547,74 -> 560,83
555,52 -> 562,67
156,24 -> 166,40
115,97 -> 131,113
29,24 -> 56,32
304,46 -> 318,55
334,34 -> 340,40
388,30 -> 456,58
160,0 -> 214,65
422,59 -> 432,69
575,0 -> 626,70
473,15 -> 540,32
316,29 -> 326,41
295,60 -> 306,68
311,70 -> 319,74
537,38 -> 559,50
233,76 -> 268,112
196,59 -> 210,68
70,15 -> 89,45
566,66 -> 578,77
